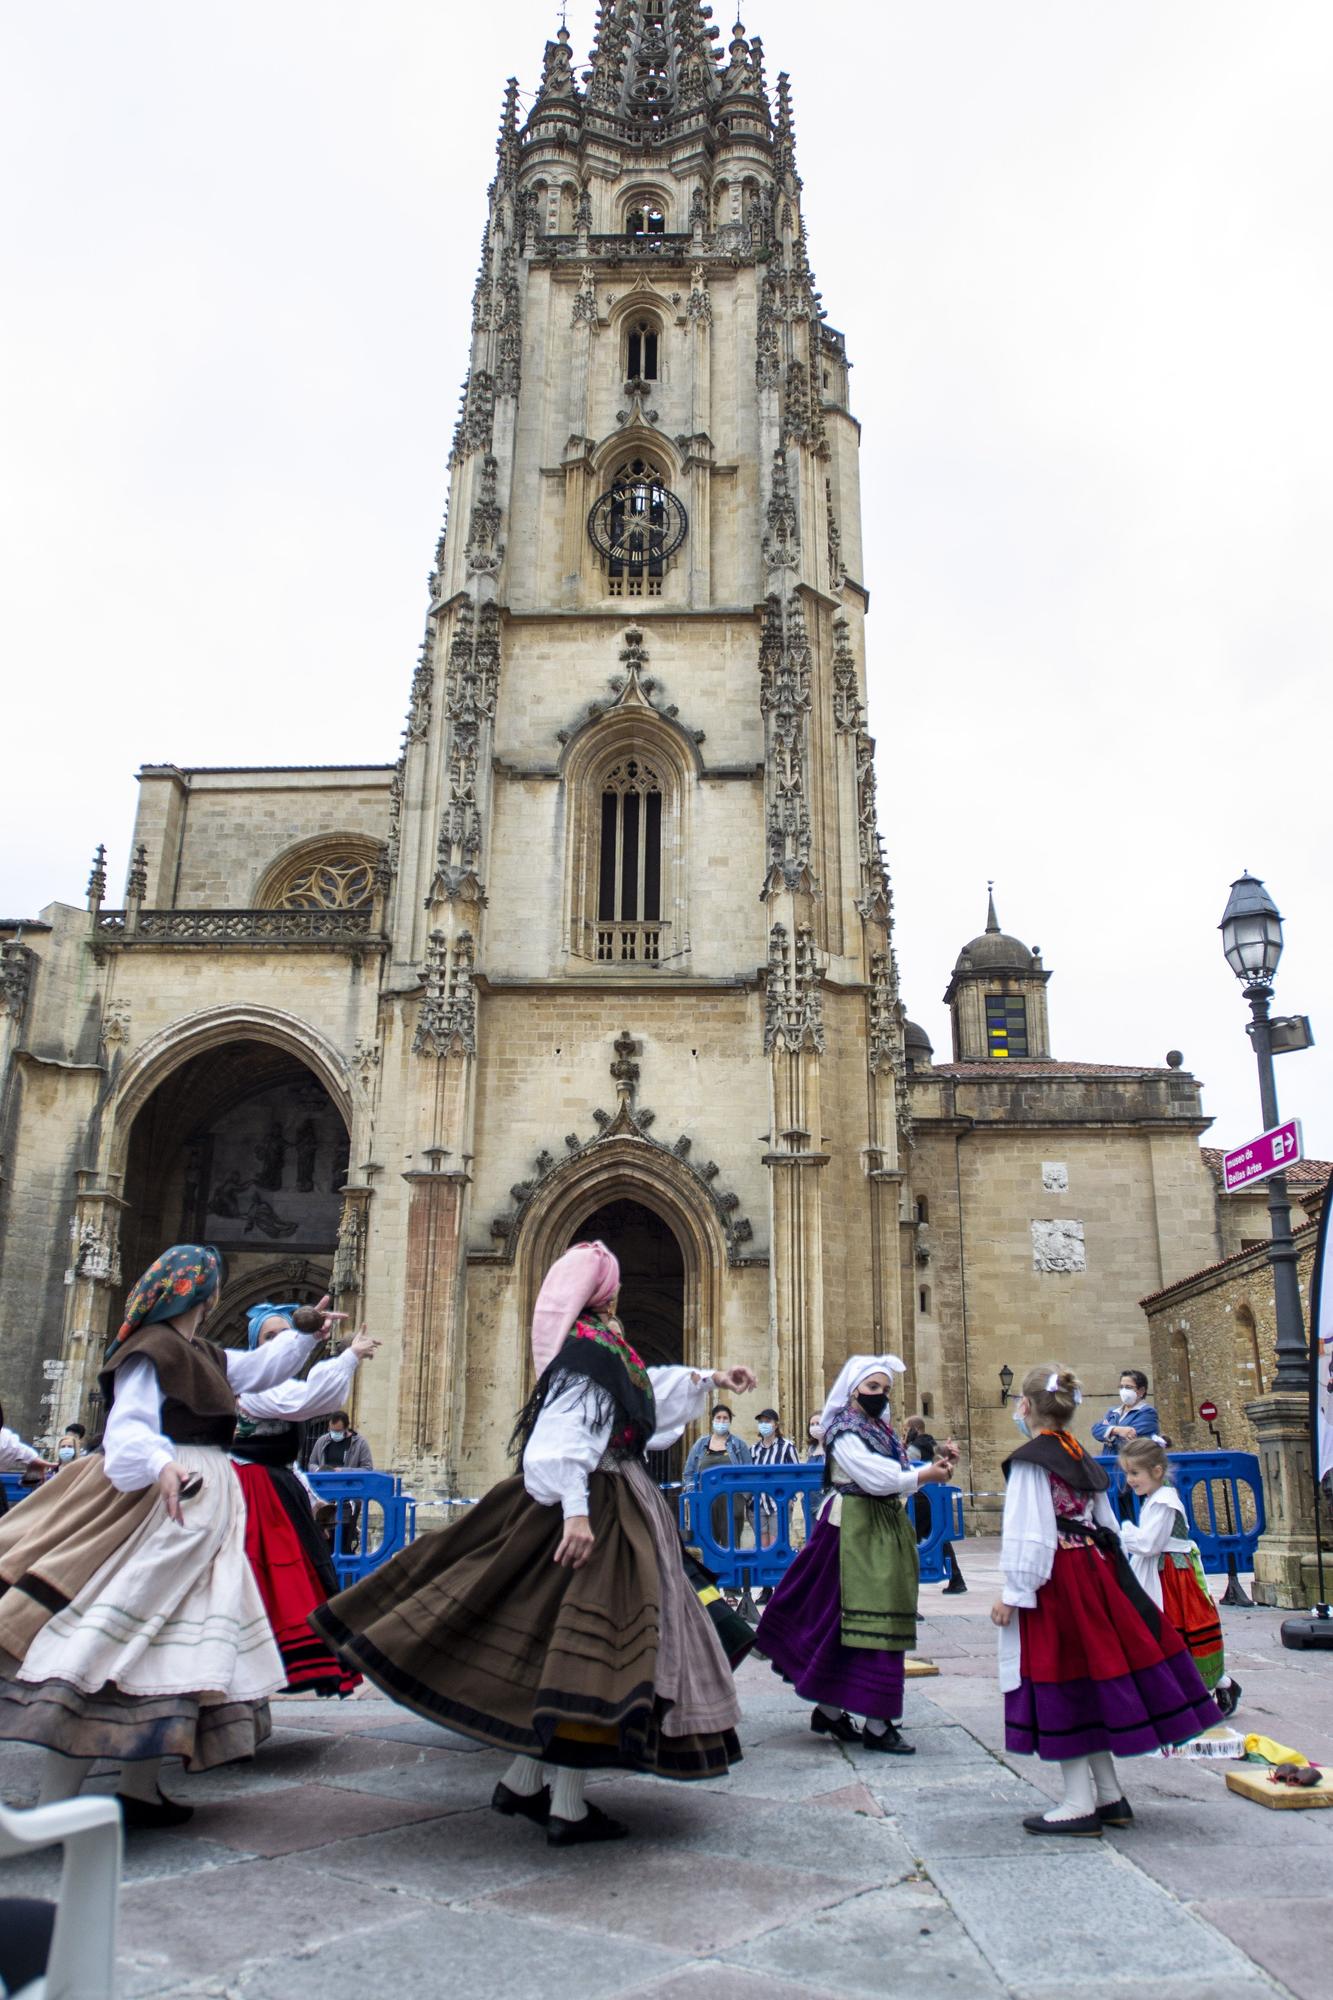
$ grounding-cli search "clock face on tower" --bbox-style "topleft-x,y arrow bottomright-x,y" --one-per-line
587,466 -> 689,571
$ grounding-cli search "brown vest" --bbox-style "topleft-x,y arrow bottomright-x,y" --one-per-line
100,1325 -> 237,1449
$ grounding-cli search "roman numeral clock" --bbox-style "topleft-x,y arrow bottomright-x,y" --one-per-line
587,468 -> 689,575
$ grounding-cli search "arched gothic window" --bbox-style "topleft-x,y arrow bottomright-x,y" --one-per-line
626,206 -> 665,237
597,759 -> 663,959
259,840 -> 380,911
626,316 -> 660,382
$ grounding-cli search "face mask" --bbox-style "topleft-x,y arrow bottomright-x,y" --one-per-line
58,1445 -> 76,1461
808,1425 -> 821,1440
1119,1387 -> 1137,1405
712,1417 -> 730,1434
757,1421 -> 776,1437
1011,1404 -> 1031,1436
856,1391 -> 889,1420
329,1428 -> 347,1440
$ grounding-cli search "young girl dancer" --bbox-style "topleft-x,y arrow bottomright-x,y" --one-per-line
993,1365 -> 1221,1836
313,1240 -> 757,1844
1117,1435 -> 1239,1716
231,1301 -> 379,1698
755,1354 -> 954,1755
0,1245 -> 316,1824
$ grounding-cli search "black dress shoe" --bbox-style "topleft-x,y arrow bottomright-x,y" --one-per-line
1214,1677 -> 1242,1717
1023,1810 -> 1102,1837
1096,1797 -> 1134,1827
942,1579 -> 968,1595
491,1780 -> 550,1826
547,1801 -> 630,1846
118,1791 -> 194,1830
810,1708 -> 860,1743
861,1723 -> 915,1756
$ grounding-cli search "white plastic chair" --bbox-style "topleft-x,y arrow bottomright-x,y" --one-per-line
0,1796 -> 122,2000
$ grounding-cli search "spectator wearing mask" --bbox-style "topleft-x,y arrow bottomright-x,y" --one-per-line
805,1415 -> 825,1461
1091,1370 -> 1161,1522
904,1415 -> 966,1594
56,1425 -> 88,1465
308,1412 -> 374,1473
752,1408 -> 799,1601
683,1404 -> 752,1548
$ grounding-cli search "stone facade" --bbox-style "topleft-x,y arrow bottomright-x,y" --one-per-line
1142,1201 -> 1324,1455
0,6 -> 911,1499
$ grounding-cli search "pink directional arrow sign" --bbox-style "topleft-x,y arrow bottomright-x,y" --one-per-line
1222,1119 -> 1304,1193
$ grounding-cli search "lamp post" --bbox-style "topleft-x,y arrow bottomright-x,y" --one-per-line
998,1364 -> 1013,1406
1219,873 -> 1309,1393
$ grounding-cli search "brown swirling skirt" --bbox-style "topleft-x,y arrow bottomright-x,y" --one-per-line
310,1467 -> 740,1778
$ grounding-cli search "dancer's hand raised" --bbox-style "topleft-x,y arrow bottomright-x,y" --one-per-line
554,1515 -> 595,1568
349,1327 -> 381,1360
711,1365 -> 758,1395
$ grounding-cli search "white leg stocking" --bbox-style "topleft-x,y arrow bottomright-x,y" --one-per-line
115,1756 -> 167,1805
1042,1756 -> 1096,1824
550,1767 -> 588,1824
862,1716 -> 888,1737
1088,1751 -> 1120,1806
500,1755 -> 546,1798
37,1752 -> 94,1806
816,1703 -> 843,1722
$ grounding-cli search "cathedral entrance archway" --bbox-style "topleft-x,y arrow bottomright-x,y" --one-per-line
115,1037 -> 349,1348
567,1197 -> 684,1369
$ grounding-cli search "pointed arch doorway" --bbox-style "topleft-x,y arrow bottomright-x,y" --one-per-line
567,1195 -> 688,1481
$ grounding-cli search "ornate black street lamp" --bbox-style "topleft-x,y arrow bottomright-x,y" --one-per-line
1219,873 -> 1310,1393
998,1364 -> 1014,1406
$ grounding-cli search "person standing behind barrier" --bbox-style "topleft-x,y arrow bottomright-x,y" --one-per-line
1091,1371 -> 1161,1522
1117,1435 -> 1240,1716
992,1365 -> 1220,1838
751,1409 -> 799,1603
308,1408 -> 374,1552
683,1405 -> 752,1550
905,1417 -> 967,1595
755,1354 -> 953,1756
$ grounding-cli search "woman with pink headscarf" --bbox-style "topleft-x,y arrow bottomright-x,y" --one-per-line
312,1240 -> 757,1845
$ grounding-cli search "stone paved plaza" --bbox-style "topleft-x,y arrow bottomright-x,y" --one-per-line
2,1543 -> 1330,1999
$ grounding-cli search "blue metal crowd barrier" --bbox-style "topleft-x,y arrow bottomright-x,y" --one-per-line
307,1469 -> 417,1589
0,1473 -> 31,1511
680,1461 -> 965,1593
1095,1450 -> 1264,1575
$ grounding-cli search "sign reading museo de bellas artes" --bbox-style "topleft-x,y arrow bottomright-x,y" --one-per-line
1222,1119 -> 1304,1193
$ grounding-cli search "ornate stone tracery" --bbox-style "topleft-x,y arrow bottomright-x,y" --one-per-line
413,930 -> 476,1059
764,922 -> 824,1054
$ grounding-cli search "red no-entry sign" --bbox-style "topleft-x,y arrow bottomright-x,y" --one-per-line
1199,1400 -> 1218,1423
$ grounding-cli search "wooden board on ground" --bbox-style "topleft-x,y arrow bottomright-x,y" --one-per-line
1226,1765 -> 1333,1809
905,1657 -> 939,1678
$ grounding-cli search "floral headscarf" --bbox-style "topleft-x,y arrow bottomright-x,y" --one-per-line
117,1245 -> 222,1342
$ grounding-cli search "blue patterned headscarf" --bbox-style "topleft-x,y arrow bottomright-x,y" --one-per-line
245,1301 -> 303,1350
117,1245 -> 222,1342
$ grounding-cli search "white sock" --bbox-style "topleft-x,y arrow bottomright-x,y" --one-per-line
37,1752 -> 94,1806
1216,1674 -> 1233,1690
550,1766 -> 587,1823
863,1716 -> 888,1737
817,1703 -> 843,1722
1088,1751 -> 1119,1805
1043,1756 -> 1096,1823
501,1755 -> 546,1798
116,1756 -> 166,1804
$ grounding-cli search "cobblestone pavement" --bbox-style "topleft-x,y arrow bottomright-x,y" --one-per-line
2,1541 -> 1330,1998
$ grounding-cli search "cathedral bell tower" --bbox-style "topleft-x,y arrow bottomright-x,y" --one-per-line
371,2 -> 911,1488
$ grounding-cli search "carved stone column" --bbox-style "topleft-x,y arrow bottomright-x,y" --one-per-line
1245,1390 -> 1324,1608
331,1183 -> 374,1307
397,1162 -> 470,1483
59,1171 -> 128,1430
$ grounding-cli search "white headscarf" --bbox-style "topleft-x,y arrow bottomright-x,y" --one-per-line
820,1352 -> 906,1432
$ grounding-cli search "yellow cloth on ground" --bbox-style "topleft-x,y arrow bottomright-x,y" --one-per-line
1243,1732 -> 1309,1766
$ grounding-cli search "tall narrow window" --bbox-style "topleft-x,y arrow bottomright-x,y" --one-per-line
626,317 -> 659,381
626,207 -> 665,237
597,759 -> 663,962
605,456 -> 670,599
984,994 -> 1029,1059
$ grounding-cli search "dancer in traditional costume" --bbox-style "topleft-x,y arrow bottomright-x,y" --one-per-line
0,1245 -> 316,1826
1117,1434 -> 1238,1715
231,1302 -> 379,1698
993,1365 -> 1221,1837
754,1354 -> 954,1755
312,1240 -> 756,1844
0,1406 -> 55,1514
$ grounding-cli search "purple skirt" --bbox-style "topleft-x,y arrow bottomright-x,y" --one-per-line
754,1511 -> 906,1721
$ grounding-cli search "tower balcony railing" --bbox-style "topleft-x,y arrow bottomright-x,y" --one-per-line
595,920 -> 668,966
92,907 -> 383,949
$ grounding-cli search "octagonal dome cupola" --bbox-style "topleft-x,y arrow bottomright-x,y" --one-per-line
943,886 -> 1052,1062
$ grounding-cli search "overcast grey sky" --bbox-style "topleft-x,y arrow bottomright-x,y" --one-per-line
2,1 -> 1329,1156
